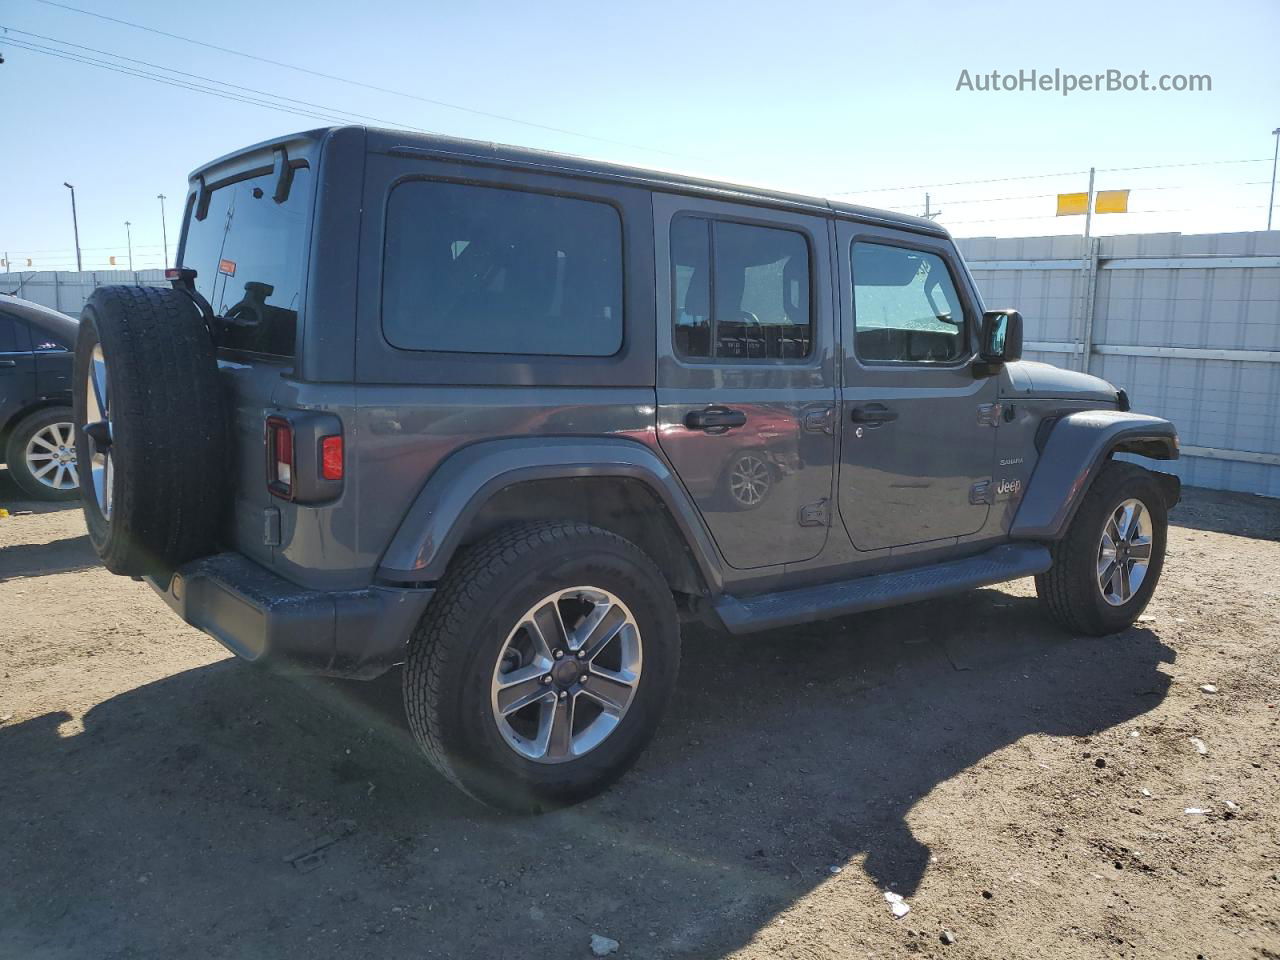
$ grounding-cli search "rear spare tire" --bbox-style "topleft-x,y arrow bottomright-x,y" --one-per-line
74,285 -> 228,576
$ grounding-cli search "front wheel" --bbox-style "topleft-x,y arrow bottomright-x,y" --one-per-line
1035,461 -> 1169,636
403,521 -> 680,812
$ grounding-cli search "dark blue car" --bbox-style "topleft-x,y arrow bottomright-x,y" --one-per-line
0,293 -> 78,501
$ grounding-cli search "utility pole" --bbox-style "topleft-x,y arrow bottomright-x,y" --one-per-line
923,192 -> 941,220
63,182 -> 83,272
1268,127 -> 1280,232
1082,167 -> 1097,243
157,193 -> 169,267
125,221 -> 134,271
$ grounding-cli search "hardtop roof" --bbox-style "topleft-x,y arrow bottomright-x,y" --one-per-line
189,126 -> 950,239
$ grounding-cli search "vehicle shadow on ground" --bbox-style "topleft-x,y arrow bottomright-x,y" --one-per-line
0,533 -> 95,580
0,587 -> 1174,959
0,467 -> 81,516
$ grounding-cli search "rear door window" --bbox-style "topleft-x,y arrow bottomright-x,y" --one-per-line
179,166 -> 312,357
381,180 -> 624,357
672,216 -> 811,361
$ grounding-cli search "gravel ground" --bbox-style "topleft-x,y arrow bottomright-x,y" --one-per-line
1,474 -> 1278,960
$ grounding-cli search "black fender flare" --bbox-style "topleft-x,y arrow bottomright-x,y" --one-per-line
376,436 -> 725,591
1010,410 -> 1180,541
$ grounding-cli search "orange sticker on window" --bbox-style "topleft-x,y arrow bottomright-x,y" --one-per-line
218,258 -> 237,276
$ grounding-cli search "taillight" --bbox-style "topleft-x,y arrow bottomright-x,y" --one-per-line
320,435 -> 343,481
267,416 -> 294,499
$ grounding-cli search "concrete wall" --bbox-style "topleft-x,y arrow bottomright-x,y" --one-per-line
2,270 -> 168,315
958,231 -> 1280,497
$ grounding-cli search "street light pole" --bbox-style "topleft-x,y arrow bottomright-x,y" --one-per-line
125,221 -> 134,272
63,182 -> 83,272
157,193 -> 169,267
1268,127 -> 1280,232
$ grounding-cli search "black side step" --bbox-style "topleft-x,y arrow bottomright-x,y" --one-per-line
712,543 -> 1052,635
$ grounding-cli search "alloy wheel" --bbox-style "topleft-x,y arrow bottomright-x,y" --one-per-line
1097,497 -> 1153,606
490,587 -> 642,763
83,343 -> 115,520
24,421 -> 78,491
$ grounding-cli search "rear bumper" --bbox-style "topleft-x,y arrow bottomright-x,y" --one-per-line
147,553 -> 433,679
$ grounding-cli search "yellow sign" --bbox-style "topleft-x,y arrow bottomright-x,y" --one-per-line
1095,189 -> 1130,214
1056,192 -> 1089,216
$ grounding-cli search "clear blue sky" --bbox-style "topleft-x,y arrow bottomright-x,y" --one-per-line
2,0 -> 1278,270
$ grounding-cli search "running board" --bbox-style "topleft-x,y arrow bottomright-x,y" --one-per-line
712,543 -> 1052,635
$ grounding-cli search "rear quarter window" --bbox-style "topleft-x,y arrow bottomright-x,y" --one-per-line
381,180 -> 624,357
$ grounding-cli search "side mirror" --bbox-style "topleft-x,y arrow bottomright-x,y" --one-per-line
979,309 -> 1023,364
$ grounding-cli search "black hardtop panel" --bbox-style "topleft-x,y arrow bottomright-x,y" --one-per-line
186,128 -> 328,189
189,126 -> 949,240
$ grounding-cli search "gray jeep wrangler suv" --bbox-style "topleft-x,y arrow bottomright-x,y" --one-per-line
74,127 -> 1179,811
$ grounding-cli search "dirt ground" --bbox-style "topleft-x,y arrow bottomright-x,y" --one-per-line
1,474 -> 1278,960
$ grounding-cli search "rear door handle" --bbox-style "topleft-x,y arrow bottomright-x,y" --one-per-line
850,404 -> 898,424
0,359 -> 16,367
685,406 -> 747,431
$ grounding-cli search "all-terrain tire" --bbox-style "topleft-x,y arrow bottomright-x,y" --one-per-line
1035,460 -> 1168,636
74,285 -> 228,576
403,521 -> 681,812
4,406 -> 80,501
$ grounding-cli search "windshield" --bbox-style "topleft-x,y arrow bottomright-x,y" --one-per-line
179,166 -> 312,357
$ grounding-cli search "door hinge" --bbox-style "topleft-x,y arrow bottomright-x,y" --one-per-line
798,498 -> 830,527
801,405 -> 835,435
969,480 -> 993,505
977,403 -> 1003,427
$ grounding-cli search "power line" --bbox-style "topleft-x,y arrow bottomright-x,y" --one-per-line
2,27 -> 442,133
27,0 -> 695,160
833,169 -> 1090,196
834,158 -> 1274,198
2,38 -> 371,127
1099,158 -> 1273,173
944,203 -> 1268,227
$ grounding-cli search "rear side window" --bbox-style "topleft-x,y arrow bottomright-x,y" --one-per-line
179,166 -> 312,358
851,242 -> 968,364
672,216 -> 811,361
0,314 -> 22,354
28,320 -> 70,352
382,181 -> 623,357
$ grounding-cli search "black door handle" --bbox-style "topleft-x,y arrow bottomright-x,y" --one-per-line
685,406 -> 747,431
850,404 -> 898,424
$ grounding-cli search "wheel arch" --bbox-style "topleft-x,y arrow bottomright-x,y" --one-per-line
376,437 -> 724,596
1011,410 -> 1180,541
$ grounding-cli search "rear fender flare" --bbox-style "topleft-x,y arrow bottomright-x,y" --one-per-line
376,437 -> 724,592
1010,410 -> 1179,540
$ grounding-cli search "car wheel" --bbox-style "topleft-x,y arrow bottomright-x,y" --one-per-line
723,451 -> 773,511
4,407 -> 80,501
403,521 -> 680,812
74,286 -> 228,576
1035,461 -> 1168,636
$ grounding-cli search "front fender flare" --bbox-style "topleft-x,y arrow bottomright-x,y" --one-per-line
1010,410 -> 1179,541
376,436 -> 725,591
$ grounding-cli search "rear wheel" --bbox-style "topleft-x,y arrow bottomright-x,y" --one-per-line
403,521 -> 680,812
1035,461 -> 1168,636
5,407 -> 79,501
